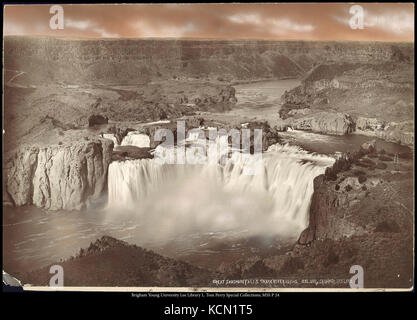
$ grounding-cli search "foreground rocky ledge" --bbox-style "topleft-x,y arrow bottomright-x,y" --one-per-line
21,236 -> 215,287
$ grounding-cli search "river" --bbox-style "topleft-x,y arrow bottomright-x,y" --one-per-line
225,79 -> 299,125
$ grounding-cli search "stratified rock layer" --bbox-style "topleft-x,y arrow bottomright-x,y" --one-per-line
5,139 -> 113,210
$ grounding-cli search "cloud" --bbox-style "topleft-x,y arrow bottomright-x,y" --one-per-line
369,11 -> 414,35
3,3 -> 414,41
93,27 -> 118,38
228,13 -> 262,25
4,21 -> 26,34
133,20 -> 197,37
228,13 -> 314,35
65,18 -> 118,38
267,18 -> 314,34
65,18 -> 95,30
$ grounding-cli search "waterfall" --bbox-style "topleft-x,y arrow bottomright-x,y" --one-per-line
107,143 -> 334,240
121,132 -> 150,148
101,133 -> 120,146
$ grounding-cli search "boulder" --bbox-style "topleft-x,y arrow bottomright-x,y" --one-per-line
358,175 -> 367,183
88,114 -> 108,127
298,227 -> 315,245
361,140 -> 376,153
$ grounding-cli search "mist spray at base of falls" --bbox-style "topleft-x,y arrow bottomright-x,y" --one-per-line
106,143 -> 335,242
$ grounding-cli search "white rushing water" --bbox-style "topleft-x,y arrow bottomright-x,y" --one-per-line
101,133 -> 120,146
121,132 -> 151,148
107,143 -> 334,240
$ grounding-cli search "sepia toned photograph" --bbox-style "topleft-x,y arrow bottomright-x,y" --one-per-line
2,3 -> 414,292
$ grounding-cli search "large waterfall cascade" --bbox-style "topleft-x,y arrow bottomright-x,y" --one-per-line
107,142 -> 335,240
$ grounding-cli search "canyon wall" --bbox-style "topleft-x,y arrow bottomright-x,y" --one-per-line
280,54 -> 414,145
4,139 -> 113,210
5,36 -> 413,146
4,36 -> 412,84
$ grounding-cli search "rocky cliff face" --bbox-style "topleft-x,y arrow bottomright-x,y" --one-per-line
4,139 -> 113,210
356,117 -> 414,146
292,148 -> 413,288
298,142 -> 413,245
289,112 -> 355,135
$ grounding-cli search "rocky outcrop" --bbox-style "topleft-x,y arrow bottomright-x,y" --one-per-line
356,117 -> 414,147
194,85 -> 237,112
245,121 -> 281,151
101,133 -> 120,146
298,175 -> 334,245
289,112 -> 355,135
4,146 -> 39,206
356,117 -> 386,131
5,139 -> 113,210
284,113 -> 413,146
197,85 -> 237,104
297,140 -> 413,246
298,144 -> 373,244
112,146 -> 152,161
283,111 -> 413,146
88,114 -> 108,127
361,139 -> 376,153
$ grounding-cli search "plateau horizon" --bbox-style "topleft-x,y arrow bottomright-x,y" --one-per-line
153,121 -> 263,175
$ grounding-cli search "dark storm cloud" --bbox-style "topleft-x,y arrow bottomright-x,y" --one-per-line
3,3 -> 414,41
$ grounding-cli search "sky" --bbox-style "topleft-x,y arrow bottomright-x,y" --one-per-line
3,3 -> 415,42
